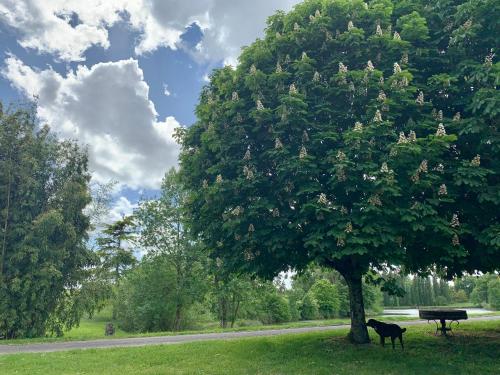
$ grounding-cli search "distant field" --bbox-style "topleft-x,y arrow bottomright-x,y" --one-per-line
1,320 -> 499,375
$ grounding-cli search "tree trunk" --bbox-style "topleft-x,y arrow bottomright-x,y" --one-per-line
174,304 -> 182,331
220,296 -> 228,328
344,274 -> 370,344
230,299 -> 240,328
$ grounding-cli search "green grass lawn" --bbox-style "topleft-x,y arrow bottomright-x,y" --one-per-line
2,305 -> 498,345
1,320 -> 499,375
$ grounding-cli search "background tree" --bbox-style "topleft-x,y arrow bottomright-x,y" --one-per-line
96,215 -> 137,285
179,0 -> 499,343
134,168 -> 207,330
0,103 -> 93,338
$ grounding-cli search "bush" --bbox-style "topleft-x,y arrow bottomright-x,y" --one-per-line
114,254 -> 203,332
300,293 -> 319,320
451,289 -> 468,303
434,296 -> 449,306
309,280 -> 340,319
259,293 -> 291,324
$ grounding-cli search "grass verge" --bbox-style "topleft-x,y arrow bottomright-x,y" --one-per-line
1,320 -> 499,374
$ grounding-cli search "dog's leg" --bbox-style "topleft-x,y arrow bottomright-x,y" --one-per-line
380,335 -> 385,347
399,334 -> 404,350
391,337 -> 395,349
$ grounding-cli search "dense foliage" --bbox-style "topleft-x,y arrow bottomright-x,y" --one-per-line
0,104 -> 93,338
179,0 -> 499,343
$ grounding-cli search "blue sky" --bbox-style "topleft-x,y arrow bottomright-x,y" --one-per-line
0,0 -> 300,220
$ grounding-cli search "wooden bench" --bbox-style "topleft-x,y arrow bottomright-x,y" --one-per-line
419,309 -> 468,336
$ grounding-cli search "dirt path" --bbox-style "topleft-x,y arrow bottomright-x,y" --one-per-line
1,315 -> 499,355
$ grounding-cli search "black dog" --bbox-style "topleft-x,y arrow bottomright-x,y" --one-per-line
366,319 -> 406,349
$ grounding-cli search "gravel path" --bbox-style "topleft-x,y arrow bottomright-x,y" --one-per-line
1,315 -> 499,355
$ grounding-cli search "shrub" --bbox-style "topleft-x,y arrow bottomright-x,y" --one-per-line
300,293 -> 319,320
309,280 -> 340,319
259,293 -> 291,324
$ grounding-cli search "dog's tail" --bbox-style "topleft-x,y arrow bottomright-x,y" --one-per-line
401,328 -> 407,333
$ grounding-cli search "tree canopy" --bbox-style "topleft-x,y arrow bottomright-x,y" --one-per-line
179,0 -> 498,343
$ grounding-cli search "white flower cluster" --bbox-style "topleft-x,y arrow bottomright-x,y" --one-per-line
336,150 -> 346,161
393,62 -> 402,74
393,31 -> 401,40
256,99 -> 265,111
373,110 -> 383,122
453,112 -> 461,122
484,52 -> 494,67
231,206 -> 243,216
339,62 -> 348,74
248,223 -> 255,232
366,60 -> 375,72
451,213 -> 460,228
202,179 -> 208,188
243,166 -> 254,180
416,91 -> 424,105
272,208 -> 280,217
418,160 -> 428,173
250,64 -> 257,74
408,130 -> 417,142
345,222 -> 353,233
348,21 -> 355,31
436,123 -> 446,136
243,149 -> 251,160
275,138 -> 283,149
354,121 -> 363,132
401,53 -> 409,65
380,162 -> 390,173
452,234 -> 460,246
471,155 -> 481,167
276,62 -> 283,73
378,91 -> 387,101
216,174 -> 223,183
398,132 -> 408,144
299,146 -> 308,159
313,71 -> 321,82
294,22 -> 300,31
376,24 -> 383,36
437,110 -> 443,121
318,193 -> 329,205
302,52 -> 308,60
276,32 -> 281,38
368,194 -> 382,206
438,184 -> 448,196
337,238 -> 345,247
289,83 -> 298,95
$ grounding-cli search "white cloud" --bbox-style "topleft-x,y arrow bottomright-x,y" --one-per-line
2,56 -> 181,189
0,0 -> 127,61
106,196 -> 137,223
0,0 -> 300,63
195,0 -> 300,65
163,83 -> 171,97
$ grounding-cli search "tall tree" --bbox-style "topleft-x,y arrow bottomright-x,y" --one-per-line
96,215 -> 137,285
179,0 -> 499,343
0,104 -> 92,338
135,168 -> 207,330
